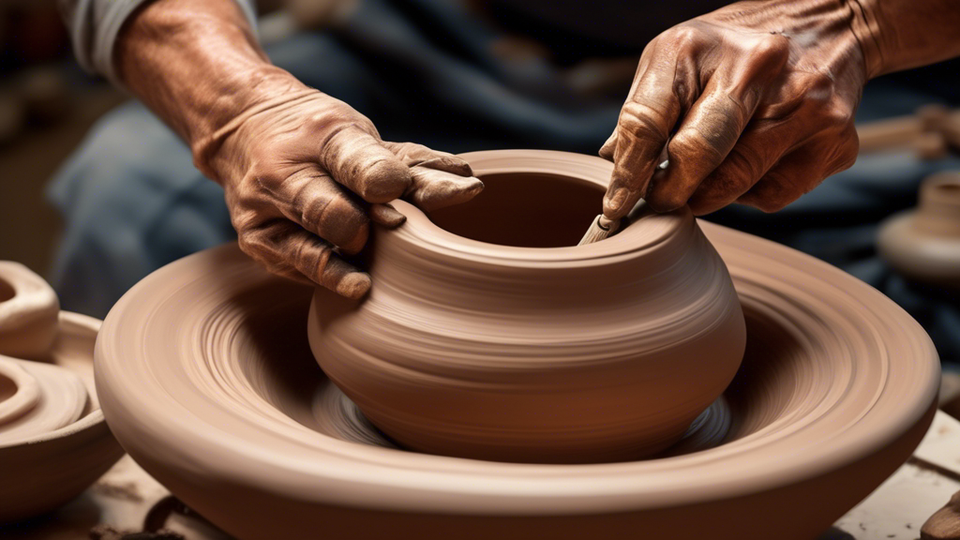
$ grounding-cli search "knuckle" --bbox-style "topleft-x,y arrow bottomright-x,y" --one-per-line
822,100 -> 856,130
237,227 -> 273,264
228,205 -> 261,236
728,146 -> 766,184
797,72 -> 835,105
671,127 -> 727,164
663,24 -> 706,51
751,35 -> 790,62
618,102 -> 671,141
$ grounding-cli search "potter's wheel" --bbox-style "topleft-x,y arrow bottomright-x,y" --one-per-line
96,222 -> 938,539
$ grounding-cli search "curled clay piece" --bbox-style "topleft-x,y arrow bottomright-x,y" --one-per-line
923,490 -> 960,540
0,355 -> 88,444
0,261 -> 60,358
0,312 -> 124,524
309,150 -> 746,463
95,151 -> 939,540
878,172 -> 960,288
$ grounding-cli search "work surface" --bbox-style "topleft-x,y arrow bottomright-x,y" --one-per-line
3,410 -> 960,539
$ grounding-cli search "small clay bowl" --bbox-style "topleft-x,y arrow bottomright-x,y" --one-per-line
0,261 -> 60,359
878,172 -> 960,288
309,150 -> 747,463
0,311 -> 125,523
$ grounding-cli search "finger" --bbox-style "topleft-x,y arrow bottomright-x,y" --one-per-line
685,121 -> 795,215
381,142 -> 484,209
598,131 -> 617,161
320,128 -> 412,203
383,142 -> 474,177
239,220 -> 371,299
369,203 -> 406,228
405,166 -> 484,212
256,166 -> 370,254
646,36 -> 789,213
737,129 -> 858,213
604,53 -> 689,219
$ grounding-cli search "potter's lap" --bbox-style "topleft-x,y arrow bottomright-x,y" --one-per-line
46,102 -> 232,318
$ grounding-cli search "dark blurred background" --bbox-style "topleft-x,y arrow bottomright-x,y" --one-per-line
0,0 -> 125,275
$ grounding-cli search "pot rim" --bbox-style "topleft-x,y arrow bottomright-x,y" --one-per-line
386,149 -> 691,266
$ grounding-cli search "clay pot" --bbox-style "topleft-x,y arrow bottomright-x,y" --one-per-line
878,172 -> 960,287
307,150 -> 746,463
0,263 -> 124,523
94,219 -> 938,539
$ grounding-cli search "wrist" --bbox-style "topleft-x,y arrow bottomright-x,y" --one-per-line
844,0 -> 886,78
842,0 -> 886,80
115,0 -> 299,153
844,0 -> 960,77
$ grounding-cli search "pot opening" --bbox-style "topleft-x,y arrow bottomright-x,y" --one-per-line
426,172 -> 604,248
0,370 -> 15,404
0,278 -> 14,304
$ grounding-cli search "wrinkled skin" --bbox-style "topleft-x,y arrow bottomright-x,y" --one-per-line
117,0 -> 481,299
199,86 -> 482,298
600,0 -> 868,217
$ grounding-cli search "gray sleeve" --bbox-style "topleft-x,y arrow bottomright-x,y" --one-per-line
58,0 -> 259,87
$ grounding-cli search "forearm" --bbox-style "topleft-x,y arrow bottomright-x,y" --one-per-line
852,0 -> 960,77
115,0 -> 303,164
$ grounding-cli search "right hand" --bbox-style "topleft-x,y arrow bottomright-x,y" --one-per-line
196,80 -> 483,299
599,0 -> 867,218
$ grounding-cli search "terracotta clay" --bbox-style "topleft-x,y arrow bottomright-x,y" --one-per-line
0,261 -> 60,359
96,151 -> 939,540
878,172 -> 960,287
308,151 -> 746,463
0,355 -> 88,443
0,264 -> 124,523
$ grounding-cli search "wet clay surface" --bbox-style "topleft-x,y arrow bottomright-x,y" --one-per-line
0,262 -> 123,523
312,159 -> 746,464
95,151 -> 939,539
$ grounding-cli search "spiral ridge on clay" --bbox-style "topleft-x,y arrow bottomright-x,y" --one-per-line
93,151 -> 939,540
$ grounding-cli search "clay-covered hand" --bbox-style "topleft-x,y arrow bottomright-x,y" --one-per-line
599,0 -> 868,217
196,83 -> 483,299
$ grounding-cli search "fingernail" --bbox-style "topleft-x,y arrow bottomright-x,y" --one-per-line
336,272 -> 372,299
370,203 -> 406,228
603,187 -> 629,214
466,177 -> 484,196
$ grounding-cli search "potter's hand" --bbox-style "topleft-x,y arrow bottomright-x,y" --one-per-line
600,0 -> 871,217
196,84 -> 483,298
113,0 -> 482,299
